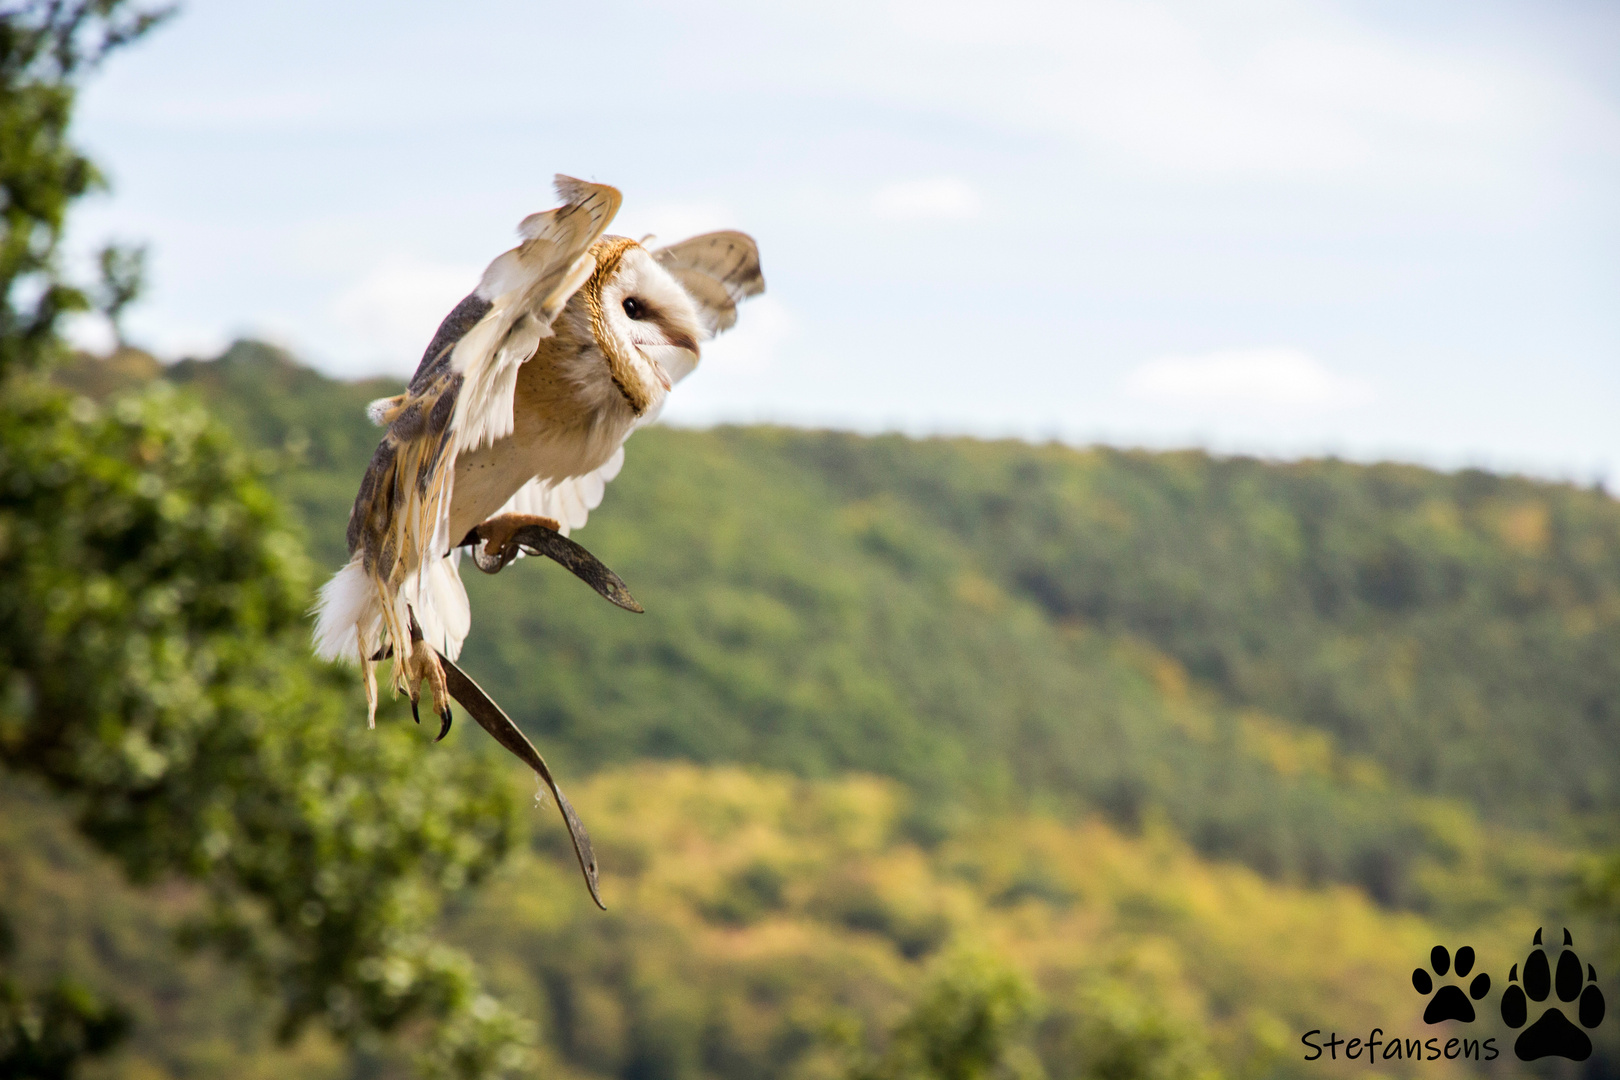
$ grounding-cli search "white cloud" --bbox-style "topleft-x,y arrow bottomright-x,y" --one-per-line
871,178 -> 982,221
328,258 -> 482,375
1123,348 -> 1373,410
831,0 -> 1603,186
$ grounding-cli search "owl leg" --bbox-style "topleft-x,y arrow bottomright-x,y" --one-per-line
405,609 -> 453,741
461,513 -> 562,574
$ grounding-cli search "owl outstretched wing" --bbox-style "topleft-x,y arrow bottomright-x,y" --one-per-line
317,176 -> 621,716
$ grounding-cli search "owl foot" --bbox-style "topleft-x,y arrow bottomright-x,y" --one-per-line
457,515 -> 645,613
462,513 -> 562,574
405,611 -> 452,741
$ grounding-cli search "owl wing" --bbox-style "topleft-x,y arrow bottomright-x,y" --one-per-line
487,231 -> 766,540
651,230 -> 765,384
439,177 -> 623,460
322,177 -> 620,701
352,174 -> 620,563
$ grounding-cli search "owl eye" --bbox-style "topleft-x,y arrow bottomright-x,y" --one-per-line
622,297 -> 647,320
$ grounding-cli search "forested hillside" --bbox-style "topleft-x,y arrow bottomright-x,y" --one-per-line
23,341 -> 1617,1079
88,343 -> 1620,905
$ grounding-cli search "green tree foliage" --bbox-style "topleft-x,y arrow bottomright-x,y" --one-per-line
0,980 -> 126,1080
771,432 -> 1620,828
0,4 -> 531,1075
447,765 -> 1374,1080
92,240 -> 145,349
1051,978 -> 1219,1080
0,0 -> 170,375
1575,852 -> 1620,972
850,953 -> 1040,1080
0,910 -> 130,1080
0,985 -> 130,1080
451,425 -> 1616,909
1,354 -> 531,1076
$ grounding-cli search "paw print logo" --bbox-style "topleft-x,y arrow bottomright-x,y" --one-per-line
1412,945 -> 1490,1023
1501,927 -> 1606,1062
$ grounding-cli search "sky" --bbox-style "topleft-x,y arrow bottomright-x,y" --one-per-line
63,0 -> 1620,482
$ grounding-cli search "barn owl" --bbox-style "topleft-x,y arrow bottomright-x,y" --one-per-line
313,176 -> 764,732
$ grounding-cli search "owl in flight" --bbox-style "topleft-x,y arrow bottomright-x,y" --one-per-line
314,176 -> 764,730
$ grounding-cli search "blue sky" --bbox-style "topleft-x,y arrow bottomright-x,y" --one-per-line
64,0 -> 1619,481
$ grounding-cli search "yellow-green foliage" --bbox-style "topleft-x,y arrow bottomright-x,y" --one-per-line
451,763 -> 1533,1080
0,773 -> 348,1079
0,751 -> 1591,1080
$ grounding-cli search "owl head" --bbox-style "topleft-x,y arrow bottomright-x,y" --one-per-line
582,236 -> 704,416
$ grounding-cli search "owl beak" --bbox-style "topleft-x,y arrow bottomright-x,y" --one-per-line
660,326 -> 700,357
635,323 -> 699,392
631,322 -> 700,359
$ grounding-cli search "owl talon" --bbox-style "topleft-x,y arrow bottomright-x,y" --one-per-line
404,614 -> 453,739
469,541 -> 513,575
461,513 -> 562,574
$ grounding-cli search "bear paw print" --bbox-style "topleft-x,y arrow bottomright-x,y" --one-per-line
1412,945 -> 1490,1023
1501,927 -> 1606,1062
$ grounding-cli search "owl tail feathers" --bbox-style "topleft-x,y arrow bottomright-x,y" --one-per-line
312,554 -> 472,725
312,558 -> 375,664
416,550 -> 471,660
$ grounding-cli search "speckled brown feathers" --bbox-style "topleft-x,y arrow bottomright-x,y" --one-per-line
342,360 -> 465,714
653,231 -> 765,337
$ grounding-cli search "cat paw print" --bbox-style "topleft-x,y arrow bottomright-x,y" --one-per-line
1413,945 -> 1490,1023
1501,927 -> 1606,1062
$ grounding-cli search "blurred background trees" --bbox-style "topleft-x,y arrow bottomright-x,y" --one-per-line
1,3 -> 527,1076
846,953 -> 1041,1080
0,0 -> 168,377
91,241 -> 144,351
